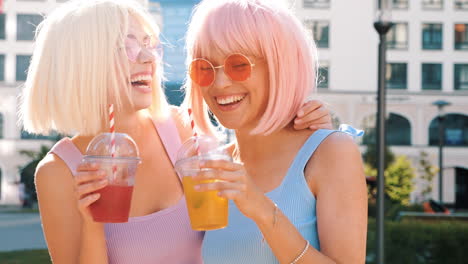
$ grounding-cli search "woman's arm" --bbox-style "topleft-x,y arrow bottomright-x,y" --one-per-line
293,100 -> 333,130
36,155 -> 108,263
306,132 -> 368,263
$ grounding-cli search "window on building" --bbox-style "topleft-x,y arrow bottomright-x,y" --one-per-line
386,63 -> 407,89
455,0 -> 468,10
318,61 -> 329,89
16,14 -> 43,41
422,63 -> 442,90
303,0 -> 330,8
0,14 -> 5,40
0,113 -> 3,139
16,55 -> 31,81
392,0 -> 409,9
387,23 -> 408,49
422,23 -> 443,50
387,113 -> 412,145
304,20 -> 329,48
429,114 -> 468,146
361,113 -> 411,146
455,24 -> 468,50
422,0 -> 444,9
455,64 -> 468,90
0,55 -> 4,81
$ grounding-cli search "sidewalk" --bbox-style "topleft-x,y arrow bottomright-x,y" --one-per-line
0,209 -> 47,252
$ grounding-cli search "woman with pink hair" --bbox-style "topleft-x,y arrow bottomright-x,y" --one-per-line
184,0 -> 368,263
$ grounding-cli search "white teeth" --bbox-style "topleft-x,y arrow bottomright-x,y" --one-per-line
131,75 -> 152,83
216,95 -> 245,105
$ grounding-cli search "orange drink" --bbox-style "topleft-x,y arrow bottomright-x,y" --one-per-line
182,174 -> 228,230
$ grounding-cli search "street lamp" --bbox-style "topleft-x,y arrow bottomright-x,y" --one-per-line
432,99 -> 451,204
374,1 -> 393,263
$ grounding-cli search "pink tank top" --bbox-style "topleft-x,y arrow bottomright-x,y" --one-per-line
50,116 -> 204,264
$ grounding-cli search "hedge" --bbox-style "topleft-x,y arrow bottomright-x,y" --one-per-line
366,218 -> 468,263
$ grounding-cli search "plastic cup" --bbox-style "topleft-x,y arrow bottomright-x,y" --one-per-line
83,133 -> 141,223
174,136 -> 231,231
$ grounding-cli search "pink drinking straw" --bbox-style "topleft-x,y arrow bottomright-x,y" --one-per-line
109,104 -> 117,177
187,108 -> 201,156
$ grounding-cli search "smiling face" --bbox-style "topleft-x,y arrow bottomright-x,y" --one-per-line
122,15 -> 158,112
198,52 -> 270,131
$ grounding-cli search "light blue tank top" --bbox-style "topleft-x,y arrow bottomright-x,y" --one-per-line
202,129 -> 338,264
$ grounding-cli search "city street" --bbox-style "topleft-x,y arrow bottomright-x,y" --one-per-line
0,212 -> 47,251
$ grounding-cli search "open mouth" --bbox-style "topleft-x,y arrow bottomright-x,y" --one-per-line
131,75 -> 151,87
216,94 -> 246,106
131,75 -> 152,93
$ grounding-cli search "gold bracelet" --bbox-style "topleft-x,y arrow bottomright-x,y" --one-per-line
290,240 -> 310,264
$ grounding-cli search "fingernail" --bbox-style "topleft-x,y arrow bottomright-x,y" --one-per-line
295,119 -> 301,124
100,179 -> 108,185
298,110 -> 304,117
194,185 -> 200,190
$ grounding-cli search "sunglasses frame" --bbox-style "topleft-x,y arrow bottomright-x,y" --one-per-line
190,53 -> 256,87
122,35 -> 163,63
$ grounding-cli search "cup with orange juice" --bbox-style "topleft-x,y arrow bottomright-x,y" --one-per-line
175,135 -> 231,231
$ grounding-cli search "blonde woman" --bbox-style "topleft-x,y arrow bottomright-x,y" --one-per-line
20,0 -> 332,263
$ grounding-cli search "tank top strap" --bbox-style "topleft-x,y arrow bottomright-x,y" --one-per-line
289,129 -> 338,177
151,115 -> 182,166
49,137 -> 84,175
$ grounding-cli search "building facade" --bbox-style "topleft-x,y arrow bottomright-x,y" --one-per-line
290,0 -> 468,204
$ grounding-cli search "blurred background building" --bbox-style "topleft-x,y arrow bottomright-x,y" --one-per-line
0,0 -> 467,208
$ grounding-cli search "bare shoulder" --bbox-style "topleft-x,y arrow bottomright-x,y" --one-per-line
305,131 -> 365,193
315,132 -> 361,160
36,153 -> 72,183
169,105 -> 191,142
35,152 -> 75,208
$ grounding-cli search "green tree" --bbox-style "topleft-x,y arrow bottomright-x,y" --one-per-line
385,156 -> 415,205
19,145 -> 52,206
365,155 -> 416,205
416,151 -> 437,202
362,127 -> 395,170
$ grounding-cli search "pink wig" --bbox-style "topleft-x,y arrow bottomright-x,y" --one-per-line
183,0 -> 318,135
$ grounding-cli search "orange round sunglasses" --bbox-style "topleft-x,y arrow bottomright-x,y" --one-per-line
189,53 -> 256,87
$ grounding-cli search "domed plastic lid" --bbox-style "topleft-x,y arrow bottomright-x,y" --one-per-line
176,135 -> 228,161
84,133 -> 140,162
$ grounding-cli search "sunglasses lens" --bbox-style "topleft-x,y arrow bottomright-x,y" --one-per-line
125,38 -> 141,62
145,36 -> 163,60
190,59 -> 215,86
225,54 -> 252,82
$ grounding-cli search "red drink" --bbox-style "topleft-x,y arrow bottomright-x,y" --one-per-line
90,185 -> 134,223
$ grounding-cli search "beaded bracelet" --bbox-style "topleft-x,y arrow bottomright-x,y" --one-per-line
290,240 -> 310,264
